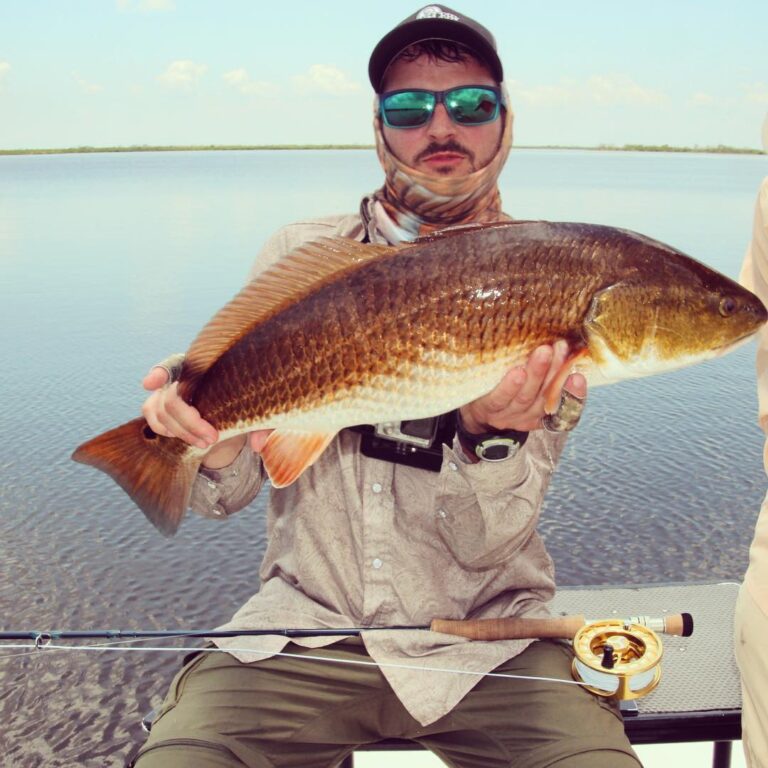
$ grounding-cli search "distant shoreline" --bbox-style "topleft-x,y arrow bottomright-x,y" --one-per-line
0,143 -> 764,157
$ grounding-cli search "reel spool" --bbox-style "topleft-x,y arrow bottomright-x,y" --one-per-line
571,620 -> 663,700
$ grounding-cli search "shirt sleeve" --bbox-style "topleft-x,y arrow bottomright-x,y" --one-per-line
433,431 -> 568,570
740,178 -> 768,464
189,441 -> 267,520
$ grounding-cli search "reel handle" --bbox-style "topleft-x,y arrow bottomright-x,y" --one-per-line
430,613 -> 693,640
627,613 -> 693,637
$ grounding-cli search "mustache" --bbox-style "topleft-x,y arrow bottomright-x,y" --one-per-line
414,141 -> 475,165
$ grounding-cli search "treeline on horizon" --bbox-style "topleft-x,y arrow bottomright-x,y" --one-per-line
0,143 -> 764,156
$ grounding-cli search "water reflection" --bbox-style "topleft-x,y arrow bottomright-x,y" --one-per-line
0,148 -> 766,765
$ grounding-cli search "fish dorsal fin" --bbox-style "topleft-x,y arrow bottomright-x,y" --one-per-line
413,219 -> 532,245
180,237 -> 399,394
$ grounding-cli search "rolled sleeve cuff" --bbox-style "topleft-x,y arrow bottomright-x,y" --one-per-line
189,443 -> 265,520
444,434 -> 530,487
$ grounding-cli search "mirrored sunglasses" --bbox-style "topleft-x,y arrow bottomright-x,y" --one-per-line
380,85 -> 502,129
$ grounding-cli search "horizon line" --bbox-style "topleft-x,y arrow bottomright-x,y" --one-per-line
0,143 -> 764,157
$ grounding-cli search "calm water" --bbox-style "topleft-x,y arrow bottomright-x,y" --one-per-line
1,148 -> 767,765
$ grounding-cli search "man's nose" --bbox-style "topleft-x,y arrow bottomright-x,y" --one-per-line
427,103 -> 456,139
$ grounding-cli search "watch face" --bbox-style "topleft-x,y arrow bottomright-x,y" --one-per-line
476,437 -> 520,462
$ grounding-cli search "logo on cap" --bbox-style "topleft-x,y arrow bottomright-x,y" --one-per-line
416,5 -> 459,22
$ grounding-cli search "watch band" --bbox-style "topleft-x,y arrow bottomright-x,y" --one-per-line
455,412 -> 529,462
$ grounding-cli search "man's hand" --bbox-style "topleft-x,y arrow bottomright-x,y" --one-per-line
141,364 -> 271,469
459,341 -> 587,435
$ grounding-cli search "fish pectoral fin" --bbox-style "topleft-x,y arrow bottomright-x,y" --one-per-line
542,348 -> 590,413
260,429 -> 338,488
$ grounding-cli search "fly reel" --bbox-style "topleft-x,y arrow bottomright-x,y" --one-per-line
571,619 -> 663,700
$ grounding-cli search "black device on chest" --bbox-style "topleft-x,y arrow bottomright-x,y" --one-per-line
350,412 -> 457,472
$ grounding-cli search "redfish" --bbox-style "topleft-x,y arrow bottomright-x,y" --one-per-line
73,221 -> 767,534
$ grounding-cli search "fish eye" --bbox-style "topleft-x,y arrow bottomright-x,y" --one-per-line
719,296 -> 737,317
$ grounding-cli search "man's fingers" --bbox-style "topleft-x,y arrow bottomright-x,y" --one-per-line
564,372 -> 587,400
142,366 -> 170,391
481,366 -> 527,412
164,403 -> 218,449
467,345 -> 557,420
162,412 -> 214,449
141,393 -> 175,438
542,340 -> 570,391
141,384 -> 218,448
249,429 -> 274,453
541,373 -> 588,433
511,345 -> 554,408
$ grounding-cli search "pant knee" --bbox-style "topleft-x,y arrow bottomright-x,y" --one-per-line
130,740 -> 251,768
548,748 -> 642,768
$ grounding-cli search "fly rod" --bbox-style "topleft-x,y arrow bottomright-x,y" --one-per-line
0,612 -> 693,642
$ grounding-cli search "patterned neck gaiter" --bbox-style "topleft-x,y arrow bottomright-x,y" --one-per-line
365,86 -> 514,242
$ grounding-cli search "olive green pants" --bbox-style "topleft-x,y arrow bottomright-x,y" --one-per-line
131,639 -> 640,768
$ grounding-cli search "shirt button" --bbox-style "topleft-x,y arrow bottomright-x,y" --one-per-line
212,506 -> 224,517
372,558 -> 383,569
448,461 -> 458,472
207,480 -> 217,489
437,509 -> 447,519
372,482 -> 383,494
231,469 -> 239,477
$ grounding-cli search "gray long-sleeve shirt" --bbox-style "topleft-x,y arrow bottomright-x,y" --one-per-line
189,213 -> 569,726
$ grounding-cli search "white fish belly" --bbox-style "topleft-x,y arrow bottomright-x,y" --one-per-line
222,352 -> 520,437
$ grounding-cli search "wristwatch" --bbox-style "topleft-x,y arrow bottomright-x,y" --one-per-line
455,412 -> 529,462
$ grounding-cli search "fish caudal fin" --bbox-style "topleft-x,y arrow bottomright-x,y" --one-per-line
72,418 -> 200,536
261,429 -> 337,488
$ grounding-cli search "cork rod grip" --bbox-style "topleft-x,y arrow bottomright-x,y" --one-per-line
429,615 -> 587,641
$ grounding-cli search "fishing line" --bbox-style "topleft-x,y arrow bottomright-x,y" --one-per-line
0,632 -> 202,662
0,640 -> 589,688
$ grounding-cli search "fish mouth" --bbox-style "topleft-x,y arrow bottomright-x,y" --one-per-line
713,329 -> 761,356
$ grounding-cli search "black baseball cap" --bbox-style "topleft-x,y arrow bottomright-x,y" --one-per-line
369,5 -> 503,92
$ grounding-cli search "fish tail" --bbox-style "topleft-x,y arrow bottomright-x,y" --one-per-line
72,417 -> 200,536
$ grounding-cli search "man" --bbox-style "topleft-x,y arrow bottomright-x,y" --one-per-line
736,112 -> 768,768
131,7 -> 639,768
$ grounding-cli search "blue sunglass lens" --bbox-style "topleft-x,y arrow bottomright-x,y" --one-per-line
381,87 -> 500,128
446,88 -> 500,125
381,91 -> 435,128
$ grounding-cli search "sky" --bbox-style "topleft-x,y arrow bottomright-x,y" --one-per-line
0,0 -> 766,150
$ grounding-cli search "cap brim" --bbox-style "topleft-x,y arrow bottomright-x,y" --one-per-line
369,18 -> 503,91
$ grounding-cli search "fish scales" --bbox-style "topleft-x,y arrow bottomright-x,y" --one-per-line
72,220 -> 767,534
195,227 -> 592,432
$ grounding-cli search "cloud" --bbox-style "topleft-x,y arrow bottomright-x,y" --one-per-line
117,0 -> 175,11
223,68 -> 279,96
511,75 -> 666,107
744,83 -> 768,104
690,92 -> 715,106
510,80 -> 580,106
586,75 -> 666,105
73,72 -> 104,94
158,60 -> 207,89
292,64 -> 360,94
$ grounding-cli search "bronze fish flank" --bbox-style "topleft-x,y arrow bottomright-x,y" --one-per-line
73,221 -> 767,534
